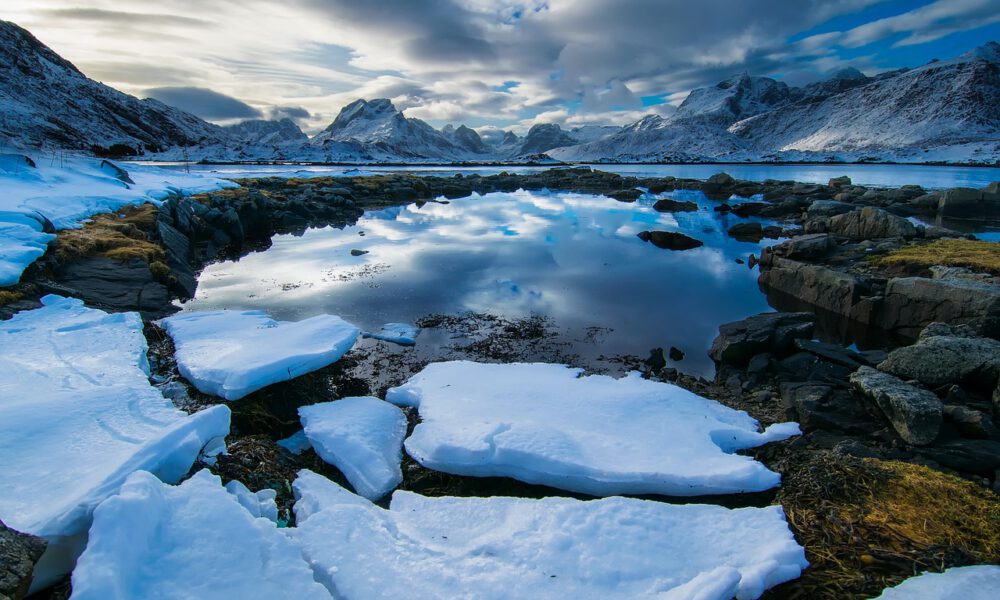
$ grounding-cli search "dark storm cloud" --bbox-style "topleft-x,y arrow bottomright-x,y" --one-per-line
268,106 -> 312,121
144,87 -> 261,120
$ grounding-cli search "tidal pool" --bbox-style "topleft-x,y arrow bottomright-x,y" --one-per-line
182,189 -> 783,377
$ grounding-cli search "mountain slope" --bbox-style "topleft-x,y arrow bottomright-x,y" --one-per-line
224,118 -> 308,146
0,20 -> 229,154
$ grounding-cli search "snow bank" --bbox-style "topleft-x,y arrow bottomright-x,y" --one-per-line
299,397 -> 407,500
277,429 -> 313,455
225,479 -> 279,523
386,361 -> 800,496
160,309 -> 360,400
292,470 -> 808,599
0,296 -> 230,590
71,470 -> 330,600
0,154 -> 235,286
872,565 -> 1000,599
362,322 -> 420,346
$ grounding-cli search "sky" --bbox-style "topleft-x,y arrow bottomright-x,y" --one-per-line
3,0 -> 1000,135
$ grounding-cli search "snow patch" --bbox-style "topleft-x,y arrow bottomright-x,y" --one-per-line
872,565 -> 1000,599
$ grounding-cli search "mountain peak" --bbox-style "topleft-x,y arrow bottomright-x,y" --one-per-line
827,67 -> 867,81
961,40 -> 1000,63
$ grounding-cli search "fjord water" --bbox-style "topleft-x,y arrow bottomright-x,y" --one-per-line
183,190 -> 779,376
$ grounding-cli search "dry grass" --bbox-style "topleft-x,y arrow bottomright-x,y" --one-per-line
872,239 -> 1000,275
0,290 -> 22,306
55,203 -> 164,264
771,453 -> 1000,599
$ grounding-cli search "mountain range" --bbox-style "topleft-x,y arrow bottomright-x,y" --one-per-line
1,19 -> 998,164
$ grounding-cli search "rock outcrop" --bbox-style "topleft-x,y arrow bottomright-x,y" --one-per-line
709,312 -> 815,367
850,366 -> 943,446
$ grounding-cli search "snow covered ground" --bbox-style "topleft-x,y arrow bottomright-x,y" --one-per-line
71,470 -> 330,600
0,153 -> 235,285
0,296 -> 230,590
871,565 -> 1000,599
299,397 -> 408,500
386,361 -> 800,496
291,470 -> 808,599
159,309 -> 360,400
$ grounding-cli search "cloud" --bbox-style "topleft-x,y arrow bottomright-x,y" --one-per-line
268,105 -> 311,121
38,7 -> 210,28
144,86 -> 262,120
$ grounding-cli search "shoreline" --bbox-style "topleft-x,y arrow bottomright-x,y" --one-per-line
126,158 -> 1000,168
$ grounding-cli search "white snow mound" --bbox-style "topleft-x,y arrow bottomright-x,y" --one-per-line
871,565 -> 1000,600
299,397 -> 407,500
291,470 -> 808,600
0,296 -> 230,590
160,309 -> 360,400
386,361 -> 800,496
71,470 -> 330,600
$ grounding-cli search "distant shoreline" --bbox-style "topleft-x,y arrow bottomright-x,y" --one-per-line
129,159 -> 1000,169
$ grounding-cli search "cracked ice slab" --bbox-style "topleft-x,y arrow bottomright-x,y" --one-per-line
299,397 -> 407,500
386,361 -> 800,496
160,309 -> 360,401
0,296 -> 230,589
291,470 -> 808,600
71,470 -> 330,600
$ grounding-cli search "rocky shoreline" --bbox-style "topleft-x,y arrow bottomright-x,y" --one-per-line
4,167 -> 1000,599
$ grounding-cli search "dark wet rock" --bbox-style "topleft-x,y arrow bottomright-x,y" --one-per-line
849,366 -> 942,446
942,405 -> 1000,439
828,176 -> 852,188
157,221 -> 196,298
918,438 -> 1000,475
876,277 -> 1000,339
764,234 -> 834,261
827,207 -> 917,240
644,347 -> 666,371
793,338 -> 866,369
98,159 -> 134,185
780,382 -> 878,434
731,203 -> 767,218
652,198 -> 697,212
806,200 -> 854,218
878,332 -> 1000,389
714,203 -> 732,213
668,346 -> 685,361
48,257 -> 171,316
350,249 -> 369,257
608,189 -> 642,202
938,185 -> 1000,217
704,172 -> 735,189
636,230 -> 703,251
759,257 -> 865,317
709,312 -> 815,367
0,519 -> 46,600
727,222 -> 764,242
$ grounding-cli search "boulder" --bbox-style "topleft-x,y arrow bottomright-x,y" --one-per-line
780,382 -> 877,434
709,312 -> 815,367
878,333 -> 1000,389
942,405 -> 1000,439
758,257 -> 864,317
705,172 -> 735,187
849,366 -> 942,445
0,520 -> 46,600
608,189 -> 642,202
876,277 -> 1000,339
50,257 -> 172,316
918,439 -> 1000,474
763,234 -> 833,261
827,207 -> 917,239
828,176 -> 852,188
806,200 -> 853,218
727,222 -> 764,242
731,203 -> 767,218
793,338 -> 867,369
636,230 -> 703,251
652,198 -> 698,212
938,185 -> 1000,217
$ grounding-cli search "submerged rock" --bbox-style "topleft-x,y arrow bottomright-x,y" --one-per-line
727,222 -> 764,242
849,366 -> 942,445
637,230 -> 704,250
652,198 -> 698,212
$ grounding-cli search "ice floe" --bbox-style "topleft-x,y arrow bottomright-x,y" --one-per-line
386,361 -> 800,496
0,154 -> 234,285
291,470 -> 808,599
0,296 -> 230,589
71,470 -> 330,600
159,309 -> 359,400
277,429 -> 313,455
362,322 -> 419,346
299,397 -> 407,500
871,565 -> 1000,599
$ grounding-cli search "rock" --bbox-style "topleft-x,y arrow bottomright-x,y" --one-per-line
938,186 -> 1000,217
652,198 -> 698,212
764,234 -> 833,260
668,346 -> 685,361
50,257 -> 172,316
827,207 -> 917,239
637,231 -> 703,251
0,520 -> 46,600
878,333 -> 1000,389
727,222 -> 764,242
828,176 -> 852,188
705,172 -> 735,188
644,348 -> 666,371
918,439 -> 1000,474
98,159 -> 134,185
806,200 -> 854,218
731,203 -> 767,218
849,366 -> 942,445
943,405 -> 1000,439
709,312 -> 815,367
877,277 -> 1000,339
929,265 -> 996,284
780,382 -> 877,434
793,338 -> 866,369
350,249 -> 369,256
608,189 -> 642,202
157,221 -> 196,298
758,257 -> 864,317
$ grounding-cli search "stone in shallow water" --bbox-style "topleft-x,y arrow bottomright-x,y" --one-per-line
291,470 -> 808,600
0,295 -> 230,590
159,309 -> 359,400
386,361 -> 800,496
637,230 -> 704,250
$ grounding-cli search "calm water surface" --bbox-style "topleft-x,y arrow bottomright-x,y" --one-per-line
183,190 -> 781,377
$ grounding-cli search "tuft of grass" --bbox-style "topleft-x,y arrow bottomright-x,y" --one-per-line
55,203 -> 164,264
771,453 -> 1000,599
0,290 -> 23,306
871,239 -> 1000,275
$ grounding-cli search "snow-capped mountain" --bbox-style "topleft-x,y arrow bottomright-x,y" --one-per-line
0,20 -> 228,155
442,124 -> 491,155
224,118 -> 308,146
552,42 -> 1000,163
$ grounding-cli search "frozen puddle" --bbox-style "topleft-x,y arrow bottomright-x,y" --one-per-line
160,309 -> 359,400
71,470 -> 330,600
291,470 -> 808,600
0,296 -> 230,589
300,397 -> 407,500
872,565 -> 1000,599
387,361 -> 800,496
